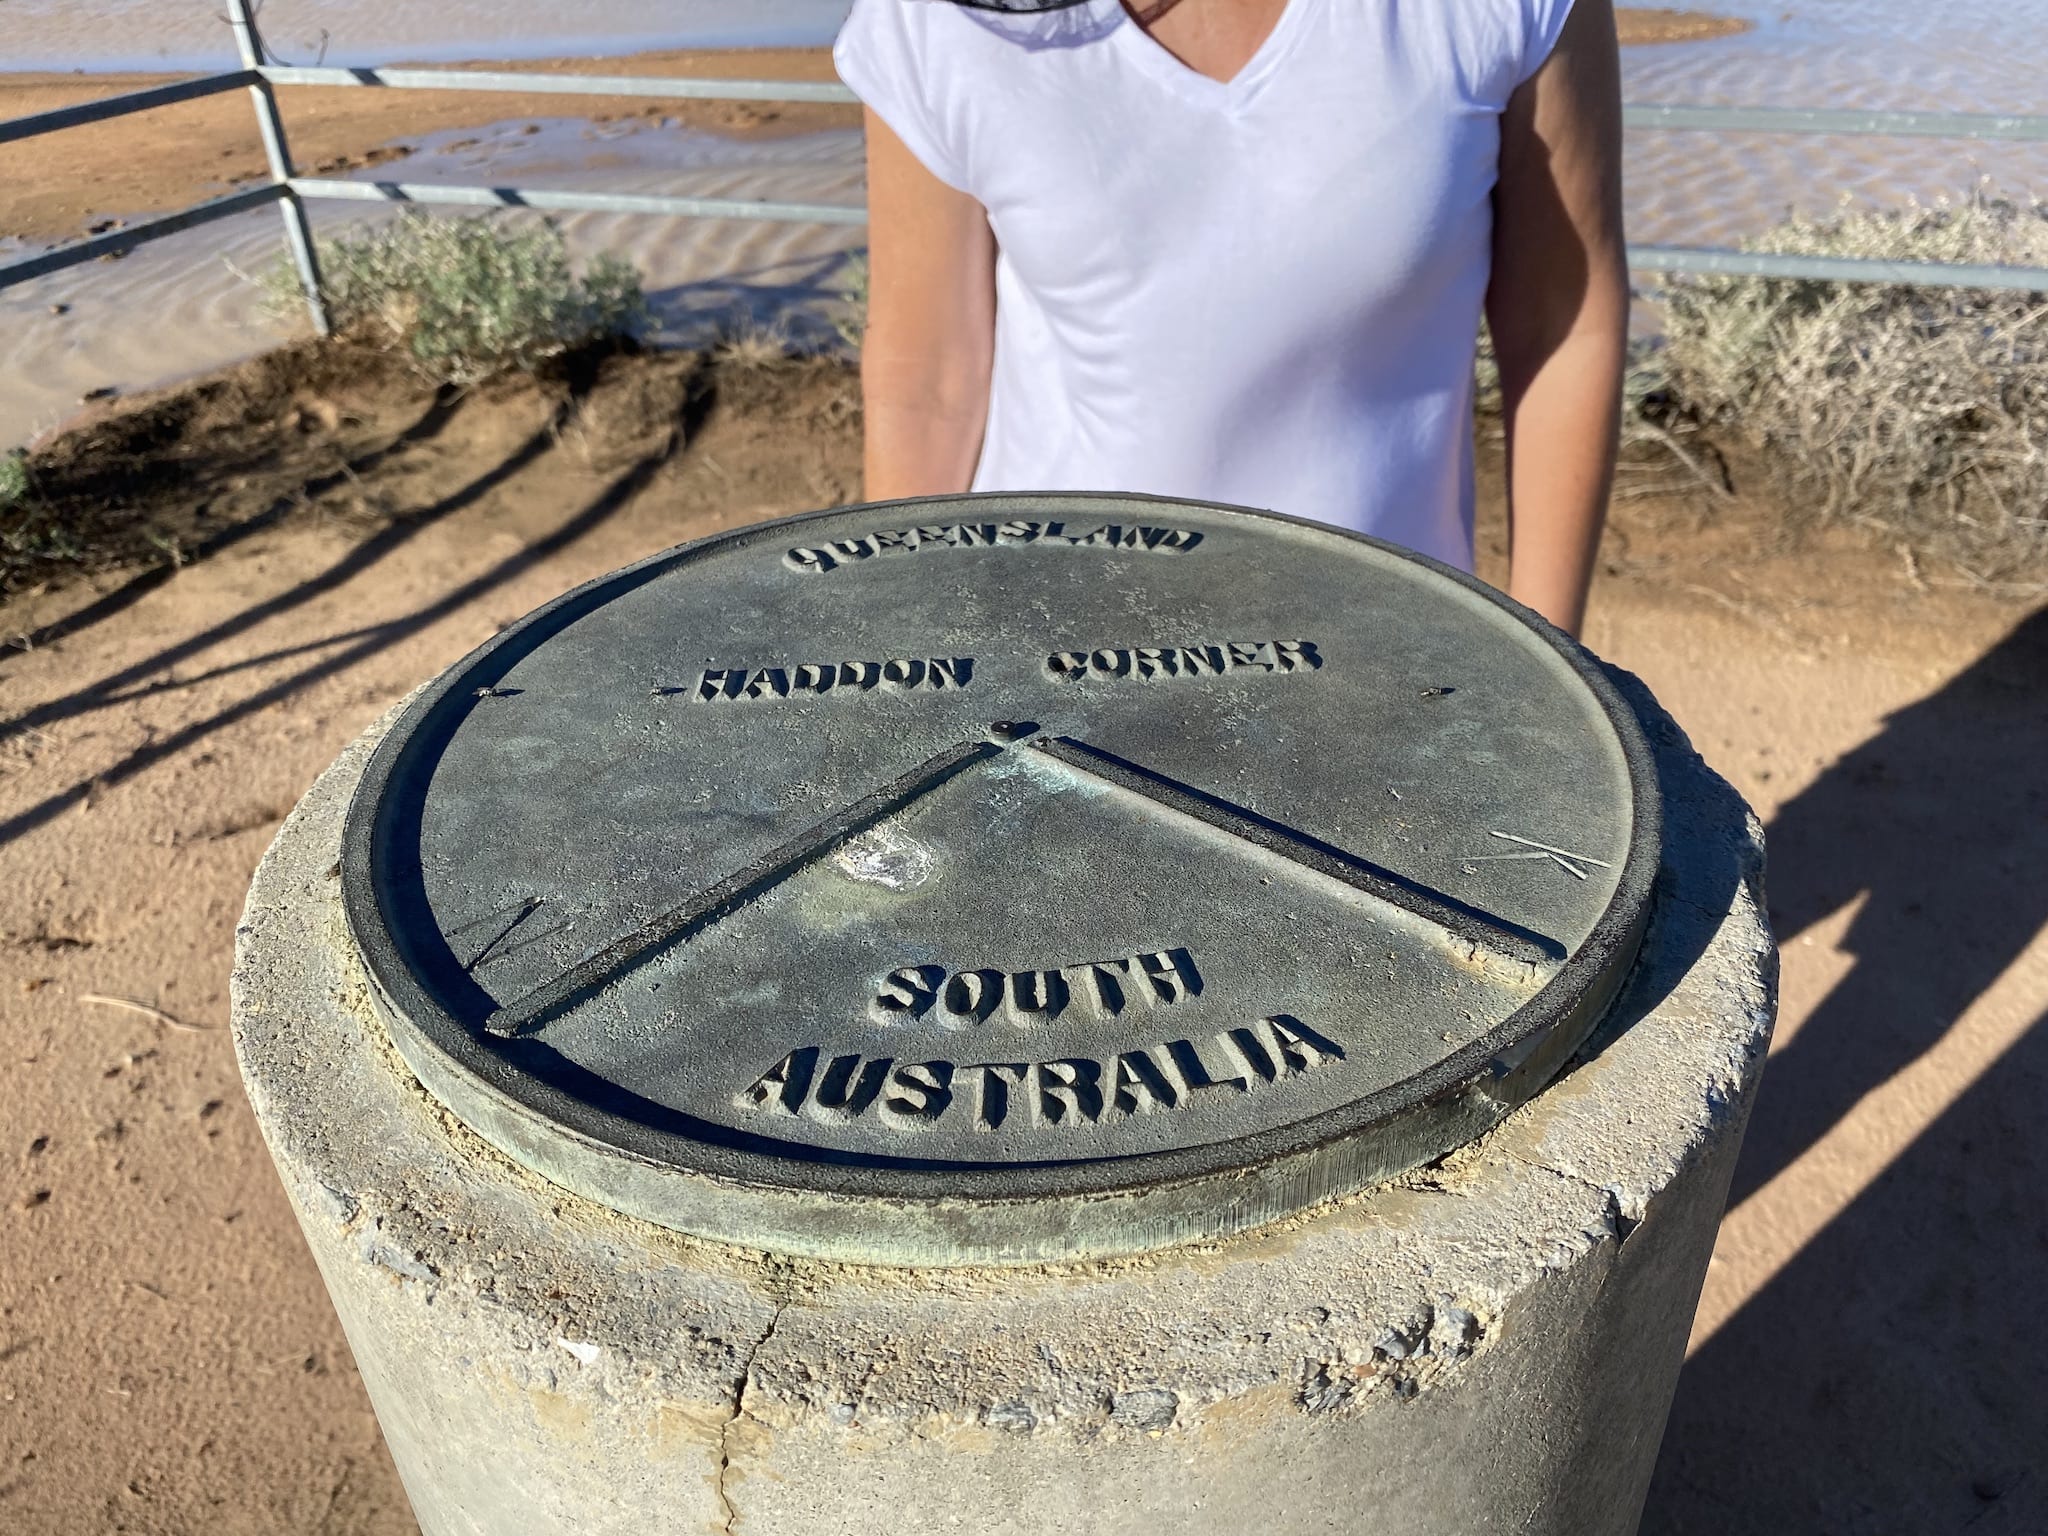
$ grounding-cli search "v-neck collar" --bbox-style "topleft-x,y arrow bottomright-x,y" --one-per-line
1110,0 -> 1316,106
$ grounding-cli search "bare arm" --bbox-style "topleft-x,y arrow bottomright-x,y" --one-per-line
1485,0 -> 1628,637
858,108 -> 999,500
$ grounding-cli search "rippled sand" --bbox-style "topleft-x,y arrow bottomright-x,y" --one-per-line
0,124 -> 870,443
1622,0 -> 2048,248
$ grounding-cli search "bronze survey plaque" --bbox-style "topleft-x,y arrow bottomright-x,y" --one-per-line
340,494 -> 1659,1266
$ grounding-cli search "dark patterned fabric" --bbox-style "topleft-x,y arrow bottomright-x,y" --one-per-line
938,0 -> 1097,11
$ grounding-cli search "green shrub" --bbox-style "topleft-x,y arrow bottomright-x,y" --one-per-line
1652,190 -> 2048,574
0,450 -> 28,512
269,213 -> 650,382
834,250 -> 870,351
0,449 -> 88,587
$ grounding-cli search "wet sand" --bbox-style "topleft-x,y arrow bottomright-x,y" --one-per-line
1615,7 -> 1751,44
0,47 -> 855,247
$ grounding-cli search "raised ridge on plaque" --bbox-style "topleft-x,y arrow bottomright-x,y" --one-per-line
341,495 -> 1658,1266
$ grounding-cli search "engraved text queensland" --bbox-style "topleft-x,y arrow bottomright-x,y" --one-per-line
786,519 -> 1202,574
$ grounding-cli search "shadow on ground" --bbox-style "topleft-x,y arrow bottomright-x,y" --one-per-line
0,356 -> 717,848
648,249 -> 859,353
1644,606 -> 2048,1534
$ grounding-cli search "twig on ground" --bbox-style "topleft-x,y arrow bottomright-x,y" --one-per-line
1679,582 -> 1812,652
78,993 -> 209,1032
1625,420 -> 1735,503
1898,543 -> 1927,591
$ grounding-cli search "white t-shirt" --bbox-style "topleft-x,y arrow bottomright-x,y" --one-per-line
835,0 -> 1578,570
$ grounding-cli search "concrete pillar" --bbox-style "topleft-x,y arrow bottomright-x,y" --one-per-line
232,671 -> 1773,1536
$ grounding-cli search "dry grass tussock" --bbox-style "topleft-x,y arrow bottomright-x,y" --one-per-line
1651,190 -> 2048,580
709,317 -> 803,372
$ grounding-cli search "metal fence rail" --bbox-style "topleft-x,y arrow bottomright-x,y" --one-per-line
261,64 -> 861,105
4,17 -> 2047,322
0,69 -> 257,144
1619,102 -> 2048,143
288,177 -> 872,227
227,0 -> 330,333
0,185 -> 285,288
1628,246 -> 2048,293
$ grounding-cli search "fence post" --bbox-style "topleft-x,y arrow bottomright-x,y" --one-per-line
224,0 -> 331,336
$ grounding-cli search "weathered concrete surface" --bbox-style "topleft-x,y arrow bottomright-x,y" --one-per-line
231,670 -> 1774,1536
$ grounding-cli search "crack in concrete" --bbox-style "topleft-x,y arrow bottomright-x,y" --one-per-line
1502,1149 -> 1644,1247
715,1302 -> 786,1535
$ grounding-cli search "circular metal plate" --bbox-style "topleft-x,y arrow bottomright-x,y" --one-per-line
341,494 -> 1658,1266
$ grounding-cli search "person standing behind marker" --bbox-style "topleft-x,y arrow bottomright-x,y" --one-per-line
837,0 -> 1626,636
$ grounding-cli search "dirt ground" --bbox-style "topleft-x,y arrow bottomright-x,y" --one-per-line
1,10 -> 1749,246
1,344 -> 2043,1535
1612,7 -> 1751,45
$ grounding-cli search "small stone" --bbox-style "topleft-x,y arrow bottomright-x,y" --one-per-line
985,1401 -> 1036,1433
48,304 -> 69,317
358,1229 -> 435,1283
1109,1388 -> 1178,1432
310,1182 -> 359,1227
1972,1467 -> 2024,1502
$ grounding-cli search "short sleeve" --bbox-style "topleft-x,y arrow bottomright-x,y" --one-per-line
834,0 -> 972,192
1515,0 -> 1580,85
